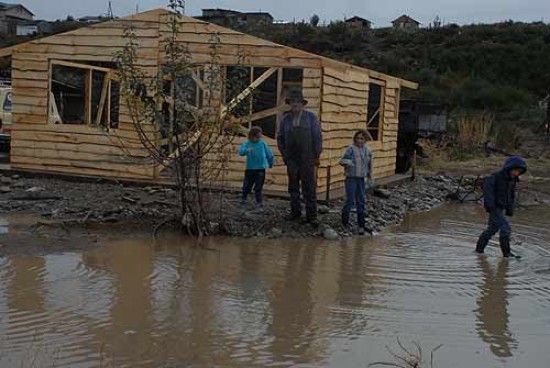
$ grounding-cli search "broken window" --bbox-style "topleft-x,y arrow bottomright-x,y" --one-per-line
50,61 -> 120,129
366,80 -> 385,141
223,66 -> 305,139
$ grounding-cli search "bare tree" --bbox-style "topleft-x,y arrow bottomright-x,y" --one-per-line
116,0 -> 246,237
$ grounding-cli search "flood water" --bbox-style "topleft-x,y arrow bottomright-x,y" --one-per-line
1,204 -> 550,367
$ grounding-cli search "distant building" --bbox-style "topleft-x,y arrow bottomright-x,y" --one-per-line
78,15 -> 108,24
16,20 -> 51,36
345,16 -> 372,30
197,8 -> 273,28
392,14 -> 420,30
0,1 -> 34,36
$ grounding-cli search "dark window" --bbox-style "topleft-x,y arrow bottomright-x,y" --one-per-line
225,65 -> 251,118
50,62 -> 118,129
367,82 -> 384,141
283,68 -> 303,82
281,68 -> 304,103
109,81 -> 120,129
251,67 -> 278,139
51,65 -> 87,125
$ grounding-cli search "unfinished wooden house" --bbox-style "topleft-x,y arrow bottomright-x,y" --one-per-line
0,9 -> 417,198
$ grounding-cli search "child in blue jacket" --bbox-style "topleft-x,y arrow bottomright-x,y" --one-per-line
340,130 -> 373,235
476,156 -> 527,257
238,126 -> 275,209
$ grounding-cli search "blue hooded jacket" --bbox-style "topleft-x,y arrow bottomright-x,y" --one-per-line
483,156 -> 527,214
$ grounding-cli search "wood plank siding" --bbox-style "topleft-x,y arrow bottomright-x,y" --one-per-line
3,8 -> 417,197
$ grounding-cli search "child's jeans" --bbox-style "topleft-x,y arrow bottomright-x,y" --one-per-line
476,209 -> 512,254
342,177 -> 366,215
242,169 -> 266,204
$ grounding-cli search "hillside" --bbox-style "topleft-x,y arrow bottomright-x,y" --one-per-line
245,21 -> 550,118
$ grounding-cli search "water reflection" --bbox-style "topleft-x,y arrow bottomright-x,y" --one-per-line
475,257 -> 517,357
266,243 -> 322,365
0,205 -> 550,367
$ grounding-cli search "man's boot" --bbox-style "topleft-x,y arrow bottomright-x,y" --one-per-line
341,212 -> 350,228
357,212 -> 366,235
500,236 -> 511,257
476,232 -> 490,253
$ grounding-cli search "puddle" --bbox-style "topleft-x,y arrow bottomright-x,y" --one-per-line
0,204 -> 549,367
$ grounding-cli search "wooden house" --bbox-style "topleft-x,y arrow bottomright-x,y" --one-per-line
345,16 -> 372,31
392,15 -> 421,30
0,9 -> 417,198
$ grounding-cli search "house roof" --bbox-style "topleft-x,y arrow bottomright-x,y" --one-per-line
345,16 -> 372,24
392,14 -> 420,24
0,8 -> 417,89
0,1 -> 34,16
202,8 -> 241,14
201,8 -> 273,19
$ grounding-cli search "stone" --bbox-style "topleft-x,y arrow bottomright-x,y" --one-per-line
317,205 -> 330,214
11,174 -> 20,180
0,186 -> 11,193
25,186 -> 44,193
0,177 -> 12,185
323,227 -> 339,241
269,227 -> 283,237
374,188 -> 391,199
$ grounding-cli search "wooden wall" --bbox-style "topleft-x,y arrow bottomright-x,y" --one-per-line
8,9 -> 408,196
319,65 -> 401,196
10,11 -> 160,180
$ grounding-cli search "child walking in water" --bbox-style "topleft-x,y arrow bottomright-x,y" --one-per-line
476,156 -> 527,257
238,126 -> 274,209
340,130 -> 373,235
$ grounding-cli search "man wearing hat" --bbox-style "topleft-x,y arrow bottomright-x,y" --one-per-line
277,88 -> 323,225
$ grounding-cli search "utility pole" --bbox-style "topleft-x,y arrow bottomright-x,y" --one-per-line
107,1 -> 113,19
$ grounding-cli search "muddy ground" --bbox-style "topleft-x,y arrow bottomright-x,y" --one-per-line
0,170 -> 548,256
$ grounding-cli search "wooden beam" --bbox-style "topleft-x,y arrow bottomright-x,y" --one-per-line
95,72 -> 110,126
220,66 -> 278,120
51,59 -> 115,73
190,68 -> 207,91
85,69 -> 92,125
237,104 -> 286,125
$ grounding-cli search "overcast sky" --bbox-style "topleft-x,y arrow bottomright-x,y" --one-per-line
22,0 -> 550,26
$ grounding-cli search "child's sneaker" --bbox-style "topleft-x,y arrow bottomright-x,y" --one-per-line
255,203 -> 264,212
239,199 -> 247,208
358,227 -> 365,235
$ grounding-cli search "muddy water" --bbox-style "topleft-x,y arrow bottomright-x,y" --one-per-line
1,205 -> 550,367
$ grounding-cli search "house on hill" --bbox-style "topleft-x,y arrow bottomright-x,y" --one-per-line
0,1 -> 34,36
345,16 -> 372,30
0,9 -> 417,198
197,8 -> 273,28
392,14 -> 420,30
16,20 -> 52,36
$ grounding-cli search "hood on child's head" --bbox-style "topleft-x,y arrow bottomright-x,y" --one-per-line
502,155 -> 527,175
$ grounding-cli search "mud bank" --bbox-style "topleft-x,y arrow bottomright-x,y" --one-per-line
0,173 -> 466,240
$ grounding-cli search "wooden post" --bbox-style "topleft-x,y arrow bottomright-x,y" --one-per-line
325,165 -> 331,204
411,149 -> 417,181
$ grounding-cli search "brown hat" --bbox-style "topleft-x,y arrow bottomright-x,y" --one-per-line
285,88 -> 308,105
